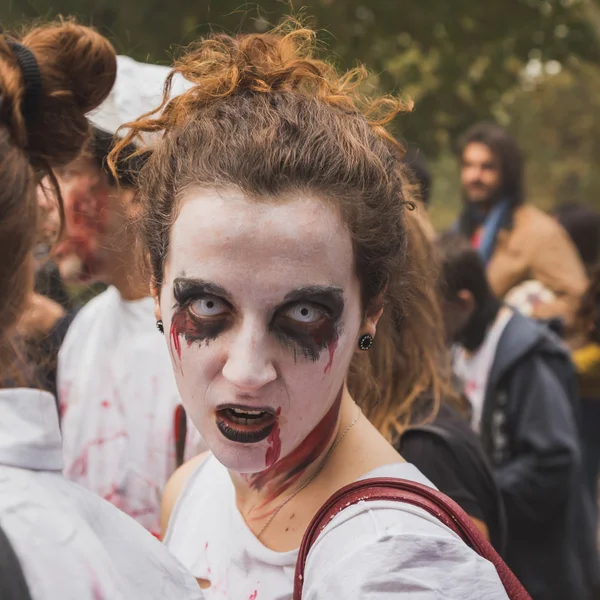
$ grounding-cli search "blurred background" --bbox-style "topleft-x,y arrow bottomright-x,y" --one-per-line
3,0 -> 600,227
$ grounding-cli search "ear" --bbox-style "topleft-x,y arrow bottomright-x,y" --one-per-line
355,302 -> 384,354
364,304 -> 384,334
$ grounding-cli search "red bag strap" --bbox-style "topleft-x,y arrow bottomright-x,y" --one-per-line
293,477 -> 531,600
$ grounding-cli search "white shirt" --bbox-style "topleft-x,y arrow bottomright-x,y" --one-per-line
165,455 -> 509,599
58,286 -> 206,536
0,387 -> 203,600
453,307 -> 513,432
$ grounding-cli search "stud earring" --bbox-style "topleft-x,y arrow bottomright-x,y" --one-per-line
358,333 -> 373,351
156,320 -> 164,334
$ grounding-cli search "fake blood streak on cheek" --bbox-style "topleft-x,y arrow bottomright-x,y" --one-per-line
265,408 -> 282,468
324,336 -> 338,375
169,307 -> 226,373
250,388 -> 343,500
169,316 -> 183,361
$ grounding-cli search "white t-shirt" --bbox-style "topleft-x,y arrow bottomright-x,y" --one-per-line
165,455 -> 509,599
58,286 -> 206,537
453,307 -> 513,432
0,387 -> 203,600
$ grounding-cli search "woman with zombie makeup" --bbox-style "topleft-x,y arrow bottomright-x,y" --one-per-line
113,23 -> 514,599
55,55 -> 206,538
0,21 -> 203,599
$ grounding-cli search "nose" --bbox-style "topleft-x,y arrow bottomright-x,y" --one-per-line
222,320 -> 277,392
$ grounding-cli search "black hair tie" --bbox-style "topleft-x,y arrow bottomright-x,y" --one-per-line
7,40 -> 42,129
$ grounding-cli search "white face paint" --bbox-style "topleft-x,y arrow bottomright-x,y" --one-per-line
160,189 -> 362,475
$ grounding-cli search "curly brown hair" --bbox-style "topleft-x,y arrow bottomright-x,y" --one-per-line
111,20 -> 448,433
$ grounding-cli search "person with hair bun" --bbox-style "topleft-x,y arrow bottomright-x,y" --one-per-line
0,21 -> 203,599
114,23 -> 514,599
55,55 -> 206,539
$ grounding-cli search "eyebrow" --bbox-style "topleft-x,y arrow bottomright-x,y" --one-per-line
283,286 -> 344,303
173,277 -> 232,303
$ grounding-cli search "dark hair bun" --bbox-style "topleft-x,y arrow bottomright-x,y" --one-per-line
1,20 -> 116,169
21,21 -> 117,168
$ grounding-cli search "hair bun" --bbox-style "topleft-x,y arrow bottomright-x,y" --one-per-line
175,28 -> 333,100
7,20 -> 117,168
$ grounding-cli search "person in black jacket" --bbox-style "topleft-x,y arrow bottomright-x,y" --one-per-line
437,232 -> 599,600
397,391 -> 507,554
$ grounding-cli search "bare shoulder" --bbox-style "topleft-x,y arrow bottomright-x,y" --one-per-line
160,451 -> 211,537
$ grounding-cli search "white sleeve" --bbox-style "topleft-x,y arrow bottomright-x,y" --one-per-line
302,504 -> 508,600
1,508 -> 123,600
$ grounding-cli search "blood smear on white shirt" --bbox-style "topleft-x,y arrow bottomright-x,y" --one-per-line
58,286 -> 206,536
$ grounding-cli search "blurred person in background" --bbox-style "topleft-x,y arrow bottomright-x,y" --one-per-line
402,143 -> 431,207
552,201 -> 600,273
571,267 -> 600,522
5,182 -> 78,401
0,20 -> 202,599
552,202 -> 600,516
2,181 -> 74,400
400,142 -> 436,241
455,122 -> 587,327
438,232 -> 598,600
56,56 -> 205,539
35,180 -> 72,309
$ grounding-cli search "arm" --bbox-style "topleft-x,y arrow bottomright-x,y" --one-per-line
529,225 -> 588,325
493,358 -> 579,522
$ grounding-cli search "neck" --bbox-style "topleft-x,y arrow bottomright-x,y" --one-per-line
472,202 -> 493,219
230,387 -> 352,525
460,196 -> 505,236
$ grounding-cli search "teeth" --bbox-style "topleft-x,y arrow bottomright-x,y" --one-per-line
231,409 -> 266,417
225,408 -> 270,426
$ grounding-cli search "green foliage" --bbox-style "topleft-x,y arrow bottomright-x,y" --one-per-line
4,0 -> 600,224
504,59 -> 600,209
2,0 -> 599,156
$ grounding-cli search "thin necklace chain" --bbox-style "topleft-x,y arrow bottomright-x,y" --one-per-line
257,406 -> 362,539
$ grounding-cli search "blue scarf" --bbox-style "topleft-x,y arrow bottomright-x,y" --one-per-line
475,200 -> 510,265
453,200 -> 511,266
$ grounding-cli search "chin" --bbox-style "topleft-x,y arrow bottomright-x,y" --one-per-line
201,423 -> 272,474
209,440 -> 271,474
467,195 -> 490,205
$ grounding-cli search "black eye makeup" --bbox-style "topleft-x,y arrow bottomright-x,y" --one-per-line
171,278 -> 233,349
170,278 -> 345,363
270,286 -> 345,362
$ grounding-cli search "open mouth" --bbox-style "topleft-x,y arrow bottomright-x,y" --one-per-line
216,406 -> 277,444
